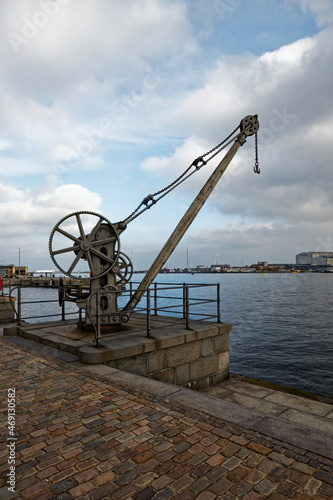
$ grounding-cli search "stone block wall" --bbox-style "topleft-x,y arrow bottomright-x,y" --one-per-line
0,296 -> 16,323
104,322 -> 232,390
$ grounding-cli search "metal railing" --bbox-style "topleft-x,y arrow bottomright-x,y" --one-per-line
6,284 -> 80,325
4,281 -> 221,345
92,281 -> 221,345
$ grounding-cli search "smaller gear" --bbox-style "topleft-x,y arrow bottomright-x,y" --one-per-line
113,252 -> 133,285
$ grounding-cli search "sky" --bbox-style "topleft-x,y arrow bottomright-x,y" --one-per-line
1,0 -> 333,272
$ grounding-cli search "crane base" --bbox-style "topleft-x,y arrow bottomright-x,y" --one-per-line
80,323 -> 123,334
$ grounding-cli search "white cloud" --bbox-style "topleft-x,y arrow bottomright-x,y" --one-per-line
0,183 -> 102,235
294,0 -> 333,27
0,181 -> 103,269
0,0 -> 196,178
140,28 -> 333,218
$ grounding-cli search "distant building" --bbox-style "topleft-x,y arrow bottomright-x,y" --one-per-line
296,252 -> 333,267
0,265 -> 28,277
210,264 -> 230,272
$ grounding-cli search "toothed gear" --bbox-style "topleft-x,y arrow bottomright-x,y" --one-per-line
113,252 -> 133,285
49,211 -> 120,279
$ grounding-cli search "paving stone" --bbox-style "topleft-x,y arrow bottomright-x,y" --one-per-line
1,335 -> 333,500
187,452 -> 209,466
172,475 -> 194,492
50,478 -> 78,495
191,463 -> 211,478
195,492 -> 216,500
236,447 -> 252,459
319,482 -> 333,498
223,456 -> 242,471
190,477 -> 212,494
150,475 -> 173,490
267,464 -> 290,482
91,470 -> 116,486
68,480 -> 95,497
288,470 -> 308,486
206,465 -> 227,482
133,487 -> 155,500
246,469 -> 266,485
247,441 -> 271,455
209,476 -> 233,495
168,463 -> 192,480
277,480 -> 299,497
315,469 -> 333,485
50,466 -> 76,484
89,482 -> 117,499
268,451 -> 294,466
220,494 -> 237,500
230,479 -> 252,496
151,487 -> 174,500
226,464 -> 250,483
241,492 -> 264,500
254,479 -> 277,495
206,453 -> 225,466
221,443 -> 241,457
243,452 -> 264,468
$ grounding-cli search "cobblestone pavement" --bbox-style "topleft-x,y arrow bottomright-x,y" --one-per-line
1,337 -> 333,500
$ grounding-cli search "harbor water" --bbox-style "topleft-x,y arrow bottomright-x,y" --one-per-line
6,272 -> 333,398
159,272 -> 333,398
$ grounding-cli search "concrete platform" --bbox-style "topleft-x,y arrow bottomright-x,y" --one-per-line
4,316 -> 232,389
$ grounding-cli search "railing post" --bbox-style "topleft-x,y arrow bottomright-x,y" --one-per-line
17,285 -> 21,326
185,285 -> 190,329
146,288 -> 151,338
95,291 -> 101,347
78,307 -> 83,329
61,297 -> 65,321
217,283 -> 221,322
182,282 -> 186,319
153,282 -> 158,315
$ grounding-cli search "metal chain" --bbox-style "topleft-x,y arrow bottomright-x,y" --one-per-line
201,124 -> 240,159
253,131 -> 260,174
152,163 -> 195,198
123,124 -> 242,223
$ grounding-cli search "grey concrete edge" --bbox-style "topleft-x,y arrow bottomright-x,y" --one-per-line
77,363 -> 181,398
3,335 -> 79,363
252,415 -> 333,460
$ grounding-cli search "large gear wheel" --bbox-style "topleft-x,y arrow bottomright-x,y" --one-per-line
49,211 -> 120,279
